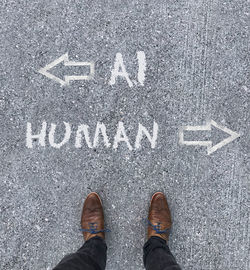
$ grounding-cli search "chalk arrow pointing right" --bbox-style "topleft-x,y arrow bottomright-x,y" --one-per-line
179,120 -> 241,155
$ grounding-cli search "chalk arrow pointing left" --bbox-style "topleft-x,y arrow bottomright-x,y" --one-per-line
179,120 -> 241,155
38,53 -> 94,86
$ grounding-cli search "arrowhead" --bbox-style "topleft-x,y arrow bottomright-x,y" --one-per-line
207,120 -> 240,155
38,53 -> 69,86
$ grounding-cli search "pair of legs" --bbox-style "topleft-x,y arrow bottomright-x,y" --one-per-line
53,192 -> 181,270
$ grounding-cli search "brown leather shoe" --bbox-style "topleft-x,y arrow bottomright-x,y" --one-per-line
147,192 -> 172,241
81,192 -> 105,241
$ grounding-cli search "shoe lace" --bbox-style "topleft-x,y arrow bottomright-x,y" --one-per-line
80,222 -> 111,234
148,220 -> 170,234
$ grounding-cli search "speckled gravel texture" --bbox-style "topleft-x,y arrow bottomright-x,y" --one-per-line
0,1 -> 249,270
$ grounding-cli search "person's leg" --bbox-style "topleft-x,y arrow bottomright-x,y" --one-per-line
53,236 -> 107,270
144,192 -> 181,270
53,192 -> 108,270
143,236 -> 181,270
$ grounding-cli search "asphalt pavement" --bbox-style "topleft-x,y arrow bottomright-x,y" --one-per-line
0,1 -> 249,269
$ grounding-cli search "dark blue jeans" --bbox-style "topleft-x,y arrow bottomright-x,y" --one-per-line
53,236 -> 181,270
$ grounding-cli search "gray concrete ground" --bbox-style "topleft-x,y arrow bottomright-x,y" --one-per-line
0,0 -> 249,269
